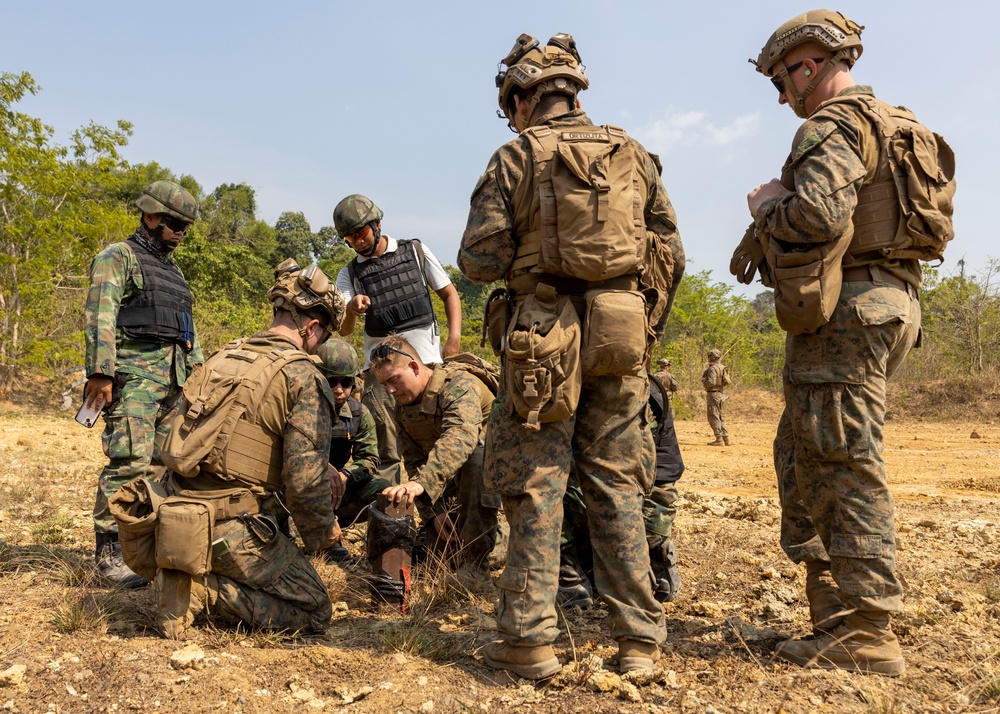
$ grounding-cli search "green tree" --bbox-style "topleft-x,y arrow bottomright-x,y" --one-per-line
273,211 -> 316,266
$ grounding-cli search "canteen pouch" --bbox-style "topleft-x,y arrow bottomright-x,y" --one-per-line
768,232 -> 851,335
155,497 -> 215,576
503,284 -> 582,430
482,287 -> 511,356
109,477 -> 168,582
581,289 -> 648,377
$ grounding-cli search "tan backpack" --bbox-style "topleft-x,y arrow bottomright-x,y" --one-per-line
442,352 -> 500,400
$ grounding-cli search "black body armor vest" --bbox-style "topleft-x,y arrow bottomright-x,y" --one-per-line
649,373 -> 685,484
329,398 -> 364,470
116,237 -> 194,349
348,239 -> 435,338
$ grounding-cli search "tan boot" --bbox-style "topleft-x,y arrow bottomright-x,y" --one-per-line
723,437 -> 731,446
805,561 -> 847,635
156,569 -> 207,640
618,639 -> 660,673
775,611 -> 905,677
707,437 -> 725,446
483,641 -> 561,680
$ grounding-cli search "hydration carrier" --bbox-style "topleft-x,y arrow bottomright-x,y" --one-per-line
161,339 -> 318,488
441,352 -> 501,400
515,124 -> 647,282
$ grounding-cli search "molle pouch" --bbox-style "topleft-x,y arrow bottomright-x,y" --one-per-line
768,232 -> 851,335
581,289 -> 647,377
155,497 -> 215,576
503,285 -> 582,430
109,477 -> 168,582
482,287 -> 511,356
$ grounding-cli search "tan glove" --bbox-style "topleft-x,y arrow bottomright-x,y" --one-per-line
730,224 -> 765,285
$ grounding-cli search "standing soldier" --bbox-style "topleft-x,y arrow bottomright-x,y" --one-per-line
459,33 -> 685,678
84,180 -> 202,588
333,195 -> 463,485
701,349 -> 731,446
733,9 -> 955,676
653,358 -> 679,420
315,338 -> 389,563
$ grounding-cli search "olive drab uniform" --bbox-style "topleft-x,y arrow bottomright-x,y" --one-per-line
701,356 -> 730,444
329,397 -> 389,526
459,108 -> 685,649
395,366 -> 500,569
155,331 -> 338,634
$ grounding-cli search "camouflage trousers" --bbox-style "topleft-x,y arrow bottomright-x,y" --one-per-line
363,370 -> 402,485
336,474 -> 392,527
562,477 -> 678,553
208,514 -> 332,633
485,373 -> 665,647
706,391 -> 728,439
95,374 -> 180,532
776,282 -> 920,614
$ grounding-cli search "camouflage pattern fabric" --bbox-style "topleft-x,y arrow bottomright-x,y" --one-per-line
652,369 -> 679,419
333,400 -> 390,526
460,109 -> 679,648
758,87 -> 925,615
701,362 -> 728,439
86,233 -> 203,532
396,368 -> 500,567
362,371 -> 403,485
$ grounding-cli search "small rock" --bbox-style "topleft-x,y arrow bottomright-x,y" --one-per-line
586,669 -> 621,693
0,665 -> 25,687
681,689 -> 701,711
392,652 -> 407,666
971,431 -> 982,439
713,572 -> 727,583
760,567 -> 780,580
618,681 -> 642,702
66,684 -> 77,696
332,601 -> 349,614
169,644 -> 205,671
419,701 -> 435,713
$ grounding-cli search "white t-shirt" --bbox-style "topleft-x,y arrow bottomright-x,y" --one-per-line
336,236 -> 452,369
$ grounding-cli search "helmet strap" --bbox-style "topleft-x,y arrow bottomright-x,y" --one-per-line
357,223 -> 383,258
784,48 -> 852,118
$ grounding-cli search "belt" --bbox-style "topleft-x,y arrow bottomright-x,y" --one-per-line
842,266 -> 909,292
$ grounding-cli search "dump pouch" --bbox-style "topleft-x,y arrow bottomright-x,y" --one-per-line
581,289 -> 647,377
109,477 -> 169,581
155,497 -> 215,576
503,284 -> 582,430
768,232 -> 851,335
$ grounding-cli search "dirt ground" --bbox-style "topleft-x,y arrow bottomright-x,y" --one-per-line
1,393 -> 998,714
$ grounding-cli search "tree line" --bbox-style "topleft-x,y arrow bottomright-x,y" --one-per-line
1,71 -> 994,402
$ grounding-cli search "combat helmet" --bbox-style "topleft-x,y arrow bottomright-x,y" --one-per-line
751,9 -> 864,117
496,33 -> 589,132
658,358 -> 671,368
708,348 -> 722,361
135,180 -> 199,223
316,339 -> 360,378
333,194 -> 384,238
268,258 -> 346,349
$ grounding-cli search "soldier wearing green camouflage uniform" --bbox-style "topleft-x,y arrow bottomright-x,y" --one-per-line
458,34 -> 685,678
154,261 -> 346,638
732,10 -> 947,676
316,339 -> 389,563
653,358 -> 679,420
84,181 -> 202,588
372,335 -> 500,571
701,349 -> 730,446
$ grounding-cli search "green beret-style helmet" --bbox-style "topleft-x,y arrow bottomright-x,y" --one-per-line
496,33 -> 589,131
333,194 -> 384,237
135,180 -> 199,223
316,339 -> 360,378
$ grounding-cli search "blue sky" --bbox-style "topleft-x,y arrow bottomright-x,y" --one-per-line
2,1 -> 989,296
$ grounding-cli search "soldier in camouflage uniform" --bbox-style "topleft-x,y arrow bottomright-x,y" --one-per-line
701,349 -> 730,446
652,358 -> 679,420
155,261 -> 346,638
371,335 -> 500,572
458,34 -> 685,678
84,181 -> 203,588
732,10 -> 937,676
316,339 -> 389,564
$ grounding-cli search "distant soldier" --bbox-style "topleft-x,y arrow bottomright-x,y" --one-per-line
701,349 -> 731,446
652,358 -> 679,420
315,339 -> 390,563
84,180 -> 202,588
333,195 -> 463,485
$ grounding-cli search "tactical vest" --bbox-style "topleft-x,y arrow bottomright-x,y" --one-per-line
824,94 -> 956,264
509,123 -> 648,287
648,373 -> 684,484
329,398 -> 364,471
161,338 -> 322,491
116,237 -> 195,349
348,240 -> 435,337
397,368 -> 493,450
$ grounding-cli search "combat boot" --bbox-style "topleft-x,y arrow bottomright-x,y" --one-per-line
483,641 -> 561,680
707,437 -> 725,446
556,545 -> 594,610
723,436 -> 731,446
156,569 -> 215,640
95,531 -> 148,589
650,540 -> 681,603
323,542 -> 362,566
618,639 -> 660,673
775,610 -> 905,677
805,560 -> 847,635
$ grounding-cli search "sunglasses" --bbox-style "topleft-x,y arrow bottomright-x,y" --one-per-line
770,58 -> 825,94
328,376 -> 355,389
161,215 -> 192,233
370,344 -> 414,362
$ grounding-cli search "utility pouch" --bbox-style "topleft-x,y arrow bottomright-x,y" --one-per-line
164,472 -> 259,521
503,284 -> 582,430
482,287 -> 511,356
768,233 -> 851,335
155,497 -> 215,576
109,477 -> 168,581
581,289 -> 647,377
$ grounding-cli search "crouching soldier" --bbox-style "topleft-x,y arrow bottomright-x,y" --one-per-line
315,339 -> 390,563
370,335 -> 501,576
114,260 -> 346,639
